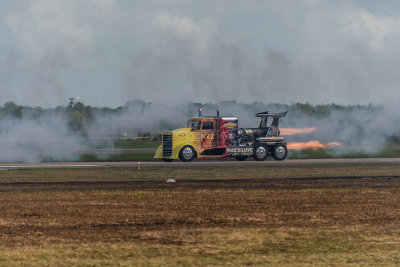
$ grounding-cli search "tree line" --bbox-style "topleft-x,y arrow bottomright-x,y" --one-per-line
0,100 -> 380,136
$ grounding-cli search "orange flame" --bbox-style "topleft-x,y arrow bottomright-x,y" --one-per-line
288,141 -> 342,150
280,127 -> 318,135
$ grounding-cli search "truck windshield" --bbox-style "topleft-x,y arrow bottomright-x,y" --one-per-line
188,120 -> 201,130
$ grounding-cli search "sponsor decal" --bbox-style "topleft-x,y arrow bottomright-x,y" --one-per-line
223,122 -> 237,129
226,147 -> 253,156
176,133 -> 217,140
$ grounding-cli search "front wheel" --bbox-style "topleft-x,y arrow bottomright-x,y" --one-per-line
179,145 -> 195,162
253,143 -> 268,161
272,143 -> 288,161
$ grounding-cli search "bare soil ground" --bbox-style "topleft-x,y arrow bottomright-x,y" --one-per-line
1,163 -> 400,265
2,177 -> 400,245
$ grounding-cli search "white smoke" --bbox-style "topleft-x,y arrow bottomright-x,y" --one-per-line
151,11 -> 216,69
1,1 -> 400,161
87,101 -> 192,137
6,0 -> 94,61
1,1 -> 400,107
0,100 -> 397,163
0,114 -> 85,163
87,100 -> 400,154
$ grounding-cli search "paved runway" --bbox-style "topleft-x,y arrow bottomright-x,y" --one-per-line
0,158 -> 399,169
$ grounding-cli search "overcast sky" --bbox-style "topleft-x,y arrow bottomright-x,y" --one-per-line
1,0 -> 400,107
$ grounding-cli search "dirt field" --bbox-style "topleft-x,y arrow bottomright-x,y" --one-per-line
1,163 -> 400,265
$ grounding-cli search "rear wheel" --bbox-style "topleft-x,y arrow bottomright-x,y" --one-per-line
253,143 -> 268,161
179,145 -> 195,162
272,143 -> 288,161
234,156 -> 248,161
162,158 -> 173,162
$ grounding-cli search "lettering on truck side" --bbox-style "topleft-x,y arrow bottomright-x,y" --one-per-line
226,147 -> 254,156
176,133 -> 216,140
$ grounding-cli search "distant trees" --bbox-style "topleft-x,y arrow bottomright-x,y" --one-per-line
1,102 -> 22,118
289,102 -> 379,117
67,101 -> 92,132
0,100 -> 381,136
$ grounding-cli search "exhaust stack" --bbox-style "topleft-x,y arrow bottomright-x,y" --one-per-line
216,110 -> 220,147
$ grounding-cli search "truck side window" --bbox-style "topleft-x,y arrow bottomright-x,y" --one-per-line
202,122 -> 214,130
189,121 -> 201,130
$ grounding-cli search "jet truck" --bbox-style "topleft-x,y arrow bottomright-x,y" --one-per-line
154,110 -> 288,162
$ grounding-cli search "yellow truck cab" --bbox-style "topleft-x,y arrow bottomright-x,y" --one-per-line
154,111 -> 238,162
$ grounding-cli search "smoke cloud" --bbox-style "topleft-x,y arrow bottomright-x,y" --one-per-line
88,100 -> 400,154
0,1 -> 400,161
1,1 -> 400,107
0,114 -> 85,163
0,100 -> 398,162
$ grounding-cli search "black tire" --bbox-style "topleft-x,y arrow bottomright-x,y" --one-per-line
253,143 -> 268,161
234,156 -> 248,161
179,145 -> 195,162
162,158 -> 174,162
272,143 -> 288,161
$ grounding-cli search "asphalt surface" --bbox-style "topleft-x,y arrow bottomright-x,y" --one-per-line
0,158 -> 399,169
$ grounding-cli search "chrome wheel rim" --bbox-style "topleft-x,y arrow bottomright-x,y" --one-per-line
182,147 -> 193,160
256,146 -> 266,158
275,146 -> 286,159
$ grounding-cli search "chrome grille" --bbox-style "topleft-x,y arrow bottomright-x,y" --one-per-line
162,134 -> 172,157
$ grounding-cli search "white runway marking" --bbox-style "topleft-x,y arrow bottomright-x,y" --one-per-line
0,158 -> 398,170
0,164 -> 99,169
